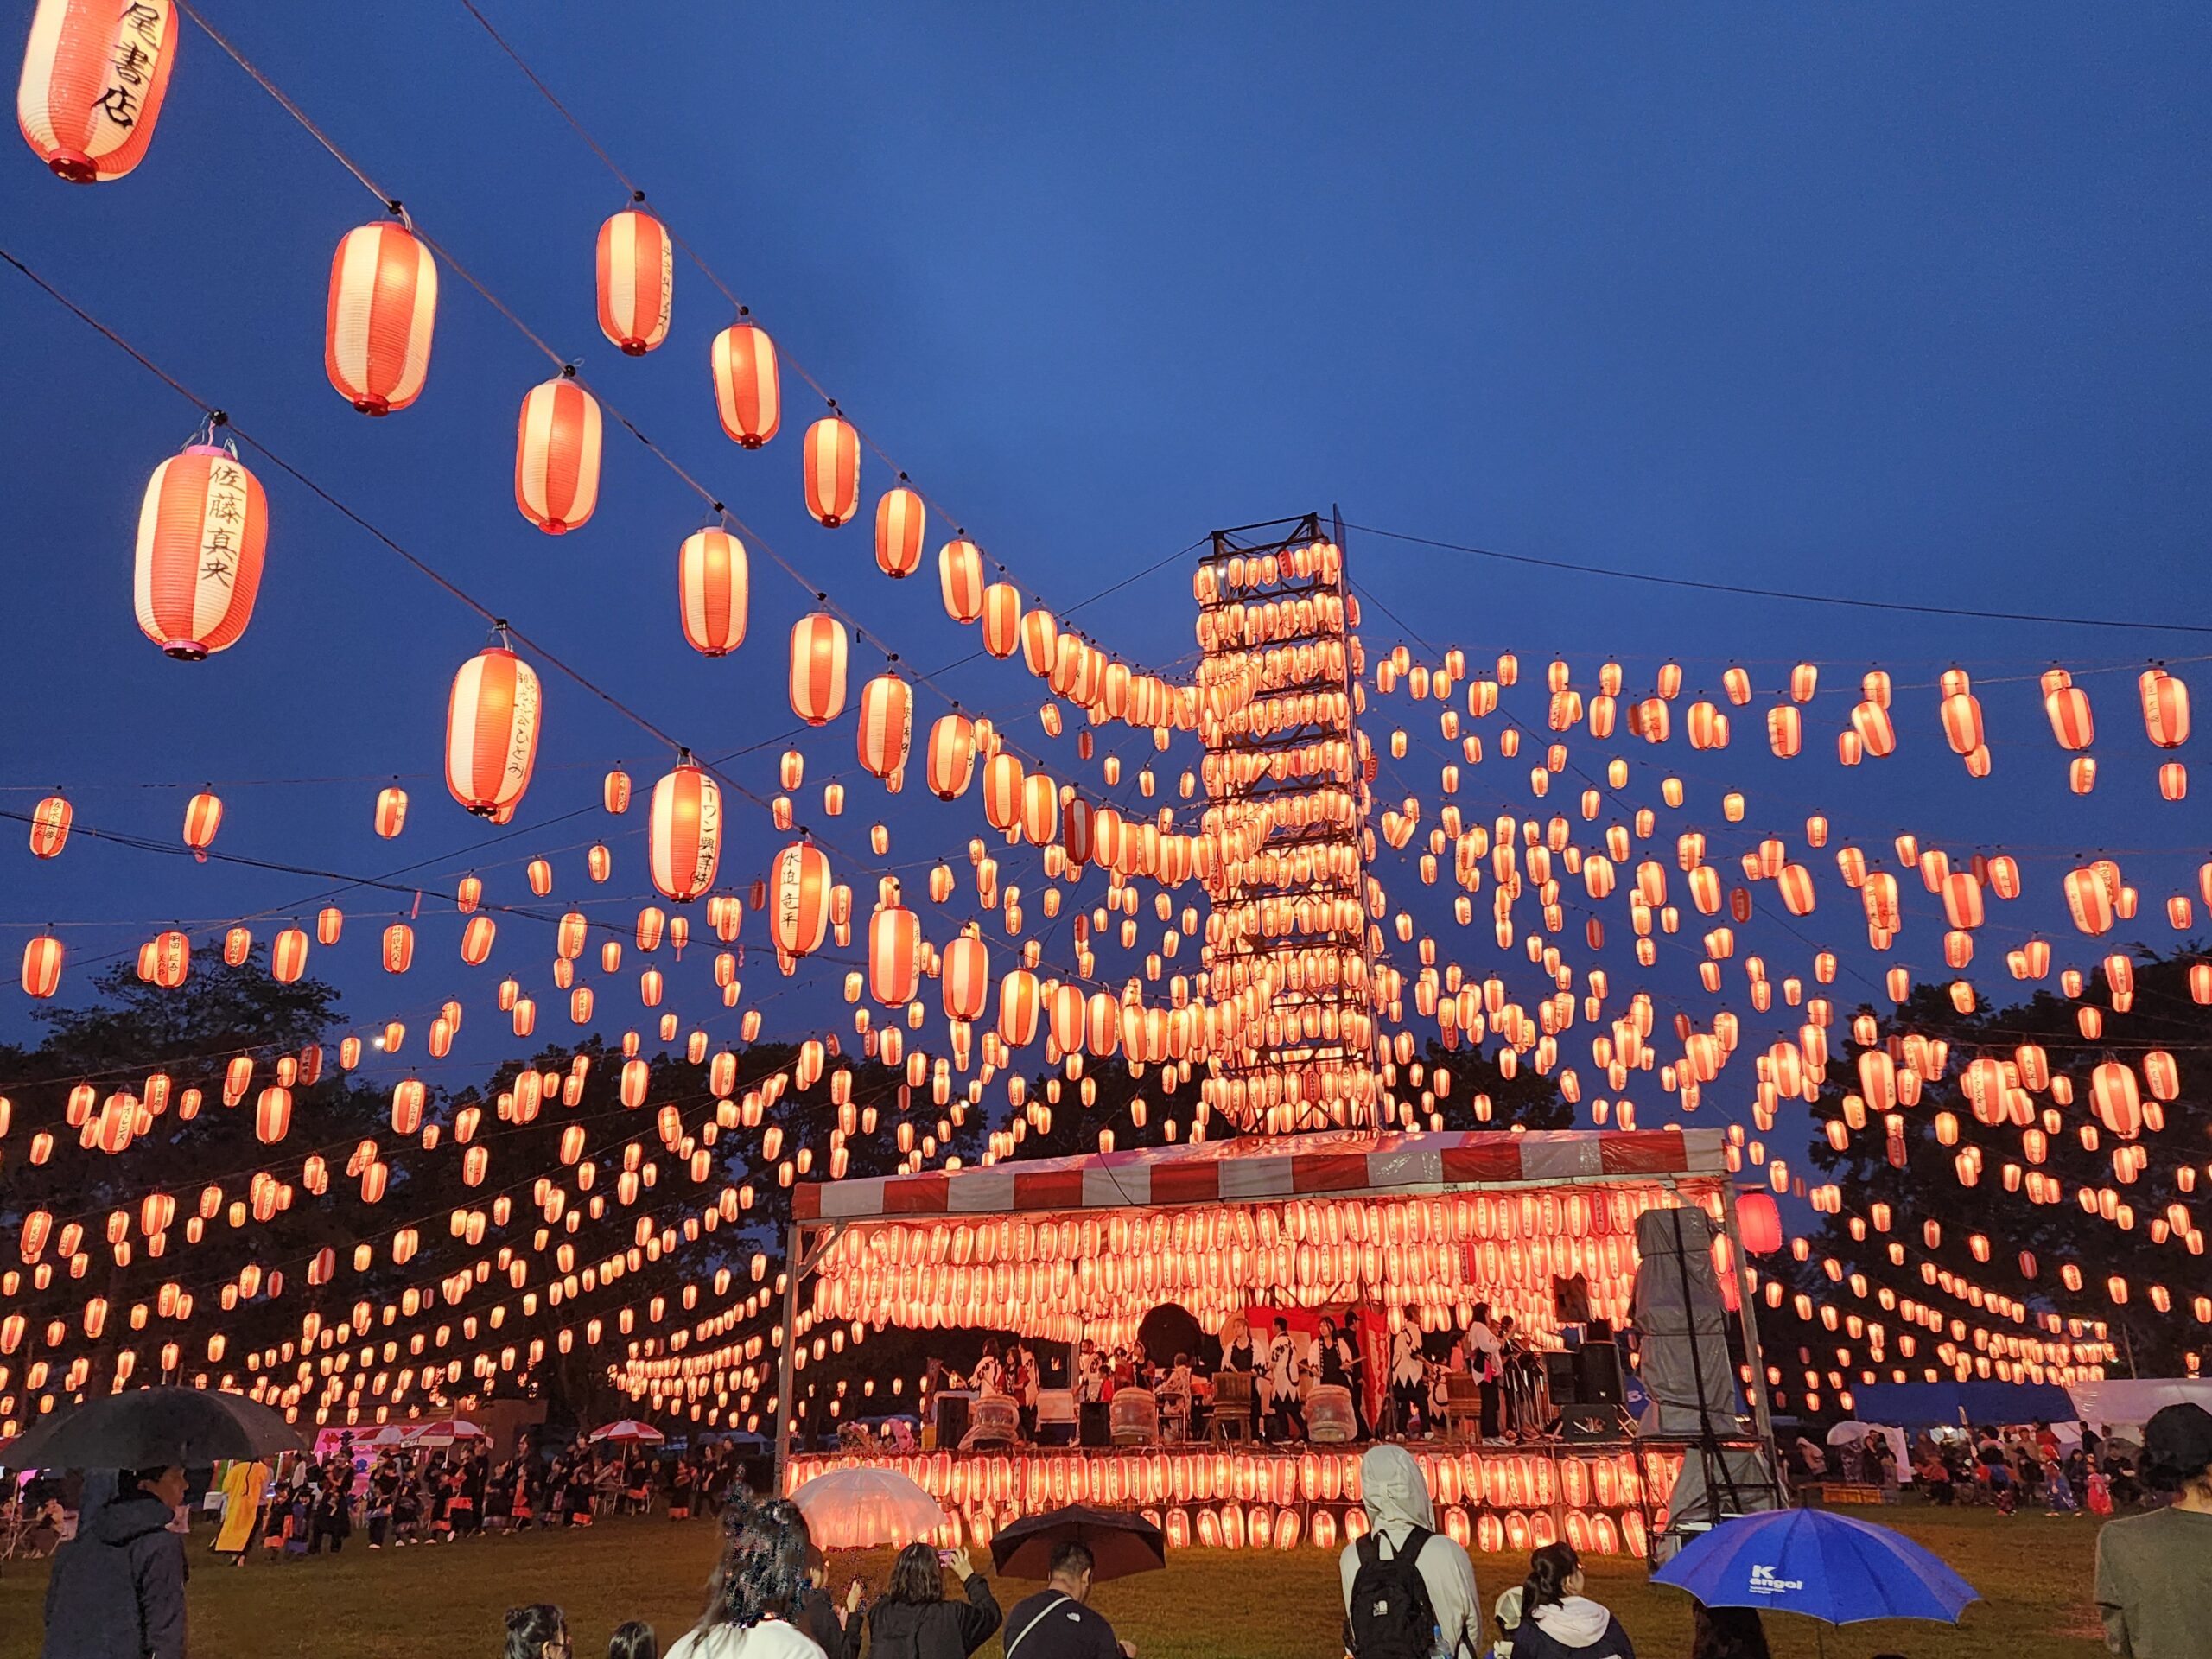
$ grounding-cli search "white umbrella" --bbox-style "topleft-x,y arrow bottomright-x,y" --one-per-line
792,1466 -> 948,1548
419,1418 -> 485,1444
588,1419 -> 666,1445
1826,1421 -> 1877,1445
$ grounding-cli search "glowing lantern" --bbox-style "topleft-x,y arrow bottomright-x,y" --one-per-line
876,487 -> 925,577
869,906 -> 920,1006
446,643 -> 542,817
943,935 -> 989,1020
21,933 -> 62,999
2044,683 -> 2094,749
17,0 -> 177,181
649,760 -> 722,902
1738,1192 -> 1783,1255
372,786 -> 408,838
461,914 -> 496,966
381,923 -> 414,974
254,1085 -> 292,1145
802,416 -> 861,527
29,794 -> 70,857
856,674 -> 913,780
515,375 -> 602,533
788,613 -> 849,725
982,583 -> 1022,658
325,220 -> 438,414
939,540 -> 985,623
711,322 -> 779,448
135,440 -> 268,659
2140,669 -> 2190,748
181,791 -> 221,861
595,206 -> 671,354
272,928 -> 308,982
678,528 -> 748,656
2092,1062 -> 2142,1138
926,715 -> 977,799
770,842 -> 832,957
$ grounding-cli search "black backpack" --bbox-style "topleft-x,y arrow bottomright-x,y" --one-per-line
1346,1524 -> 1439,1659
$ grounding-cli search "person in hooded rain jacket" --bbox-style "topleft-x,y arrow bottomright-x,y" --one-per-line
41,1465 -> 189,1659
1508,1543 -> 1632,1659
1338,1443 -> 1481,1659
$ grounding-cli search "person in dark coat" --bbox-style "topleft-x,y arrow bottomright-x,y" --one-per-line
866,1542 -> 1001,1659
40,1465 -> 189,1659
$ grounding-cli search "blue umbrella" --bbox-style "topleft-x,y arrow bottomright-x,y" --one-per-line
1652,1508 -> 1980,1626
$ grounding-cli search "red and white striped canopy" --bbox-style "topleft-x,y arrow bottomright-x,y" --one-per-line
796,1126 -> 1726,1224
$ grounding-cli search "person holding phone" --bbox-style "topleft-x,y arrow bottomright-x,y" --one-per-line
867,1541 -> 1002,1659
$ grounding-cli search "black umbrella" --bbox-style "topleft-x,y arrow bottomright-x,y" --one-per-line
988,1504 -> 1166,1582
0,1387 -> 307,1471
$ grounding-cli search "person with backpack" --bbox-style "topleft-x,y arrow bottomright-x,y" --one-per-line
1508,1543 -> 1632,1659
1338,1443 -> 1480,1659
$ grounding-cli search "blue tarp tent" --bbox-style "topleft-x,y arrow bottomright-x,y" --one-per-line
1850,1380 -> 2075,1428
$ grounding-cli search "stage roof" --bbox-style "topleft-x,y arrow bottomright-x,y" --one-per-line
795,1126 -> 1727,1224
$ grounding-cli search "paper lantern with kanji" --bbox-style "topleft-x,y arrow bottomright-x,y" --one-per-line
769,842 -> 831,957
372,785 -> 408,839
446,645 -> 542,817
875,486 -> 925,577
678,527 -> 748,656
868,906 -> 919,1005
325,221 -> 438,414
18,0 -> 177,181
515,375 -> 602,533
855,673 -> 912,780
939,539 -> 985,622
134,442 -> 268,659
649,760 -> 721,902
802,416 -> 860,527
21,932 -> 62,999
29,794 -> 70,858
711,322 -> 779,448
788,613 -> 849,726
595,206 -> 671,354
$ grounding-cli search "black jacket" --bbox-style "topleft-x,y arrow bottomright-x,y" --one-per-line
799,1586 -> 863,1659
866,1575 -> 1001,1659
41,1491 -> 188,1659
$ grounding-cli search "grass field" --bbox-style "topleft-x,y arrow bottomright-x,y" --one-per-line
1,1504 -> 2107,1659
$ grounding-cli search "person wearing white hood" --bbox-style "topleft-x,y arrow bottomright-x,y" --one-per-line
1508,1542 -> 1634,1659
1339,1443 -> 1480,1659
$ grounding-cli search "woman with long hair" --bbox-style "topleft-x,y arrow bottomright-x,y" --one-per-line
866,1541 -> 1001,1659
504,1605 -> 571,1659
1509,1542 -> 1633,1659
665,1498 -> 823,1659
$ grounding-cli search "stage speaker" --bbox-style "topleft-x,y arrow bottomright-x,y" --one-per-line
1578,1342 -> 1624,1407
1077,1400 -> 1110,1447
1544,1351 -> 1581,1407
933,1394 -> 971,1449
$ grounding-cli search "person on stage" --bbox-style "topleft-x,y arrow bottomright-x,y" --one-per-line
1264,1318 -> 1306,1441
1314,1316 -> 1369,1440
1390,1307 -> 1428,1438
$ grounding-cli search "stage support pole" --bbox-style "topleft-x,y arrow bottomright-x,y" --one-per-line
773,1219 -> 802,1490
1719,1187 -> 1777,1459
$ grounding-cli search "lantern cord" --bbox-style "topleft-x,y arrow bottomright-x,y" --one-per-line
1345,523 -> 2212,638
172,2 -> 400,212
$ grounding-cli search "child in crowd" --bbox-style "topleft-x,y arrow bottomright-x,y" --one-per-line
608,1621 -> 658,1659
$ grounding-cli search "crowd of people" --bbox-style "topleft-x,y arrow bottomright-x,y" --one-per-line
25,1403 -> 2212,1659
1784,1420 -> 2159,1518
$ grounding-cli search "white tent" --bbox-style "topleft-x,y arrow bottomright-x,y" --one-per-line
2067,1378 -> 2212,1433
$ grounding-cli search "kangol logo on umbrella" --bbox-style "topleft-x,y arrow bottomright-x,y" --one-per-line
1748,1565 -> 1805,1595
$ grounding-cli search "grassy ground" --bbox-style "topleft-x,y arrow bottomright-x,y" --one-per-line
1,1503 -> 2106,1659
